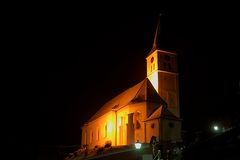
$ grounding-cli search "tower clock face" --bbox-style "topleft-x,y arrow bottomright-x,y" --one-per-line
151,57 -> 154,63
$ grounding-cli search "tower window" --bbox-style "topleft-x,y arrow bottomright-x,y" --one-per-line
164,55 -> 171,61
168,63 -> 172,71
163,62 -> 167,69
151,57 -> 154,63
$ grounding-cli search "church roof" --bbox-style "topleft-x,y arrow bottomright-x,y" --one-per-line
88,78 -> 165,122
145,106 -> 180,121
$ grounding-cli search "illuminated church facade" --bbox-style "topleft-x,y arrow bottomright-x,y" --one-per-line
81,20 -> 182,149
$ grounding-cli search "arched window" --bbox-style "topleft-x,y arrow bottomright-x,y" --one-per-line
96,128 -> 100,140
89,130 -> 93,144
104,124 -> 107,137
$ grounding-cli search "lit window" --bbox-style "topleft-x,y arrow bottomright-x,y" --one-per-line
84,131 -> 87,145
92,131 -> 94,143
96,128 -> 100,140
121,117 -> 124,126
90,130 -> 93,144
104,124 -> 107,137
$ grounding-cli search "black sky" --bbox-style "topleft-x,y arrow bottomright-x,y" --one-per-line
5,2 -> 240,150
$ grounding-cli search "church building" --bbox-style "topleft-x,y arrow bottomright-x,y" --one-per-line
81,19 -> 182,149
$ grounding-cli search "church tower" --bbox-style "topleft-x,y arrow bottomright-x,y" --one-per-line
146,18 -> 180,117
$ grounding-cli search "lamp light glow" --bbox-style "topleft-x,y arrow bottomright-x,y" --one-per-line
135,140 -> 141,149
213,125 -> 219,131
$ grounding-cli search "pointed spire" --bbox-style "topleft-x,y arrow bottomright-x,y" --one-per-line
149,14 -> 161,54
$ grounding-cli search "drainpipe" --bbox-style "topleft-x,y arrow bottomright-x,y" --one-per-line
144,122 -> 146,143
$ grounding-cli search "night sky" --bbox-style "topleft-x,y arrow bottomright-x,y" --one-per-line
5,3 -> 240,152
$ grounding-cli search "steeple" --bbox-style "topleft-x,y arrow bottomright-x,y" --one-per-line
149,14 -> 161,55
146,14 -> 180,117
